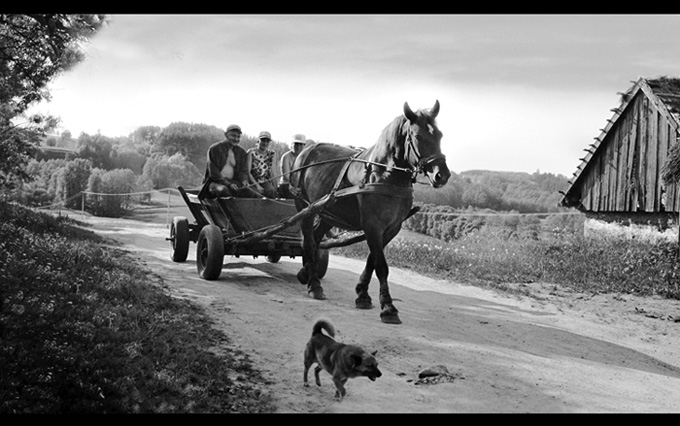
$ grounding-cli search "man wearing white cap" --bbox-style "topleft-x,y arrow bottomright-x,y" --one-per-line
203,124 -> 259,198
278,133 -> 306,198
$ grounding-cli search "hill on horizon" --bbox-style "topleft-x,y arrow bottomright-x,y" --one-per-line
414,169 -> 570,213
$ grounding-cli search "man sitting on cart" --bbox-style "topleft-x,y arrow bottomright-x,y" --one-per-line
203,124 -> 261,198
277,133 -> 307,198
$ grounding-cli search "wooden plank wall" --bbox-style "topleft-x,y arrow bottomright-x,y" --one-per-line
578,91 -> 680,213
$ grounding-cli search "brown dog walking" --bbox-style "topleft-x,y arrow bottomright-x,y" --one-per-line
303,319 -> 382,401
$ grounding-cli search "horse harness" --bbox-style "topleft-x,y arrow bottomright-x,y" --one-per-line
292,132 -> 446,222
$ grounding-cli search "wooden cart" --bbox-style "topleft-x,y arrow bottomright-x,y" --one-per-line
169,186 -> 335,280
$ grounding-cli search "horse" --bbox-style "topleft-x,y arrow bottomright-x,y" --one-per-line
290,100 -> 450,324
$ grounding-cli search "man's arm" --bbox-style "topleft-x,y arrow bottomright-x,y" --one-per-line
280,152 -> 292,184
206,146 -> 226,184
235,147 -> 250,187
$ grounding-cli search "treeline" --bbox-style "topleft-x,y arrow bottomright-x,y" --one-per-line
403,203 -> 583,242
11,121 -> 572,219
10,122 -> 299,216
414,169 -> 569,213
407,170 -> 577,241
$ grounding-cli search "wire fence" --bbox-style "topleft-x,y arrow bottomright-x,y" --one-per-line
32,187 -> 185,227
411,210 -> 582,218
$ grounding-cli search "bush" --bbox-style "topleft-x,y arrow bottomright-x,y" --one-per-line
86,168 -> 137,217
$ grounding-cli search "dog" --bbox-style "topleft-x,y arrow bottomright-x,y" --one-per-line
303,318 -> 382,401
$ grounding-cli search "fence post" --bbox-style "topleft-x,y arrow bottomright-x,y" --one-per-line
81,192 -> 85,218
167,189 -> 171,228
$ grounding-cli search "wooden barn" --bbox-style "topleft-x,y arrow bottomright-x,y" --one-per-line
561,77 -> 680,225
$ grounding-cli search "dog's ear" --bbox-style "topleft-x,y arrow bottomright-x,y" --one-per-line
351,354 -> 363,367
371,350 -> 378,356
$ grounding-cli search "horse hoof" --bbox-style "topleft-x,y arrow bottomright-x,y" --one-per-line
297,269 -> 309,284
380,311 -> 402,324
355,297 -> 373,310
309,287 -> 326,300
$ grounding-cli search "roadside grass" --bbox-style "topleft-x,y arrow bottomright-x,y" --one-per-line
334,225 -> 680,300
0,201 -> 274,413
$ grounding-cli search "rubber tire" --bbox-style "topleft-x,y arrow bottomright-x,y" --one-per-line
317,249 -> 330,279
266,254 -> 281,263
196,225 -> 224,280
170,216 -> 190,263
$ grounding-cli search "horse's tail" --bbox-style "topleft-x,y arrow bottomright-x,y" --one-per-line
311,318 -> 335,339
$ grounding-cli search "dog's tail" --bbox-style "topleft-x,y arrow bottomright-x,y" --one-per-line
312,318 -> 335,338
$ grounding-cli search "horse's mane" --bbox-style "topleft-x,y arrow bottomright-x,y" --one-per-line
373,106 -> 437,161
378,115 -> 406,144
374,114 -> 407,158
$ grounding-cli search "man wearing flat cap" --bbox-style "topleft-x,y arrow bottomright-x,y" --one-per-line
278,133 -> 307,198
203,124 -> 259,198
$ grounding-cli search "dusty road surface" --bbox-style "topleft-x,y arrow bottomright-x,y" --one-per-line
75,208 -> 680,413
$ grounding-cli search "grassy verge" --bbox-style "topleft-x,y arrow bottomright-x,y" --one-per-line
334,227 -> 680,300
0,201 -> 274,413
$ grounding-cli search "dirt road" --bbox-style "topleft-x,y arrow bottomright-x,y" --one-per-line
78,210 -> 680,413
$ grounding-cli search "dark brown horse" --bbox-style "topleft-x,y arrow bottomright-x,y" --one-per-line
290,100 -> 450,324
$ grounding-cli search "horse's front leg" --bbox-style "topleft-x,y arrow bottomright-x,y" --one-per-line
363,228 -> 400,324
373,246 -> 400,324
297,214 -> 325,300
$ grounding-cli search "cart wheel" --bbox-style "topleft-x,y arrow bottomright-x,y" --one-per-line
170,216 -> 190,262
317,249 -> 330,279
197,225 -> 224,280
266,254 -> 281,263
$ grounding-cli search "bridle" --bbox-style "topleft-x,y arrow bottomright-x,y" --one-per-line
403,126 -> 447,184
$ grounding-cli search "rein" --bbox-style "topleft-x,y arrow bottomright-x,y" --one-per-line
290,141 -> 442,187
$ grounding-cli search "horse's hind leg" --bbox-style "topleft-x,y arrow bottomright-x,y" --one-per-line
298,214 -> 325,300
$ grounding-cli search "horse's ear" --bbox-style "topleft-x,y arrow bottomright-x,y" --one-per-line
430,100 -> 440,118
403,102 -> 418,122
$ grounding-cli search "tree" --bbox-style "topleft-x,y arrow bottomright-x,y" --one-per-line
77,132 -> 114,169
152,122 -> 223,171
87,168 -> 137,217
662,142 -> 680,187
461,182 -> 501,210
111,148 -> 146,175
141,153 -> 202,190
0,14 -> 105,189
56,158 -> 91,209
129,125 -> 160,156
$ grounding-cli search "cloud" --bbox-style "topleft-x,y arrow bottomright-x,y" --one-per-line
27,14 -> 680,176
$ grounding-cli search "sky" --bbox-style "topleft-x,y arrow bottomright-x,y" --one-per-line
27,14 -> 680,177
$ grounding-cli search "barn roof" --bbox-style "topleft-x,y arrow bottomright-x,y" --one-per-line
647,77 -> 680,122
561,76 -> 680,207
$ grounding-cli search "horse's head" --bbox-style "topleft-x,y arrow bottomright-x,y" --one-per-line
402,100 -> 451,188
